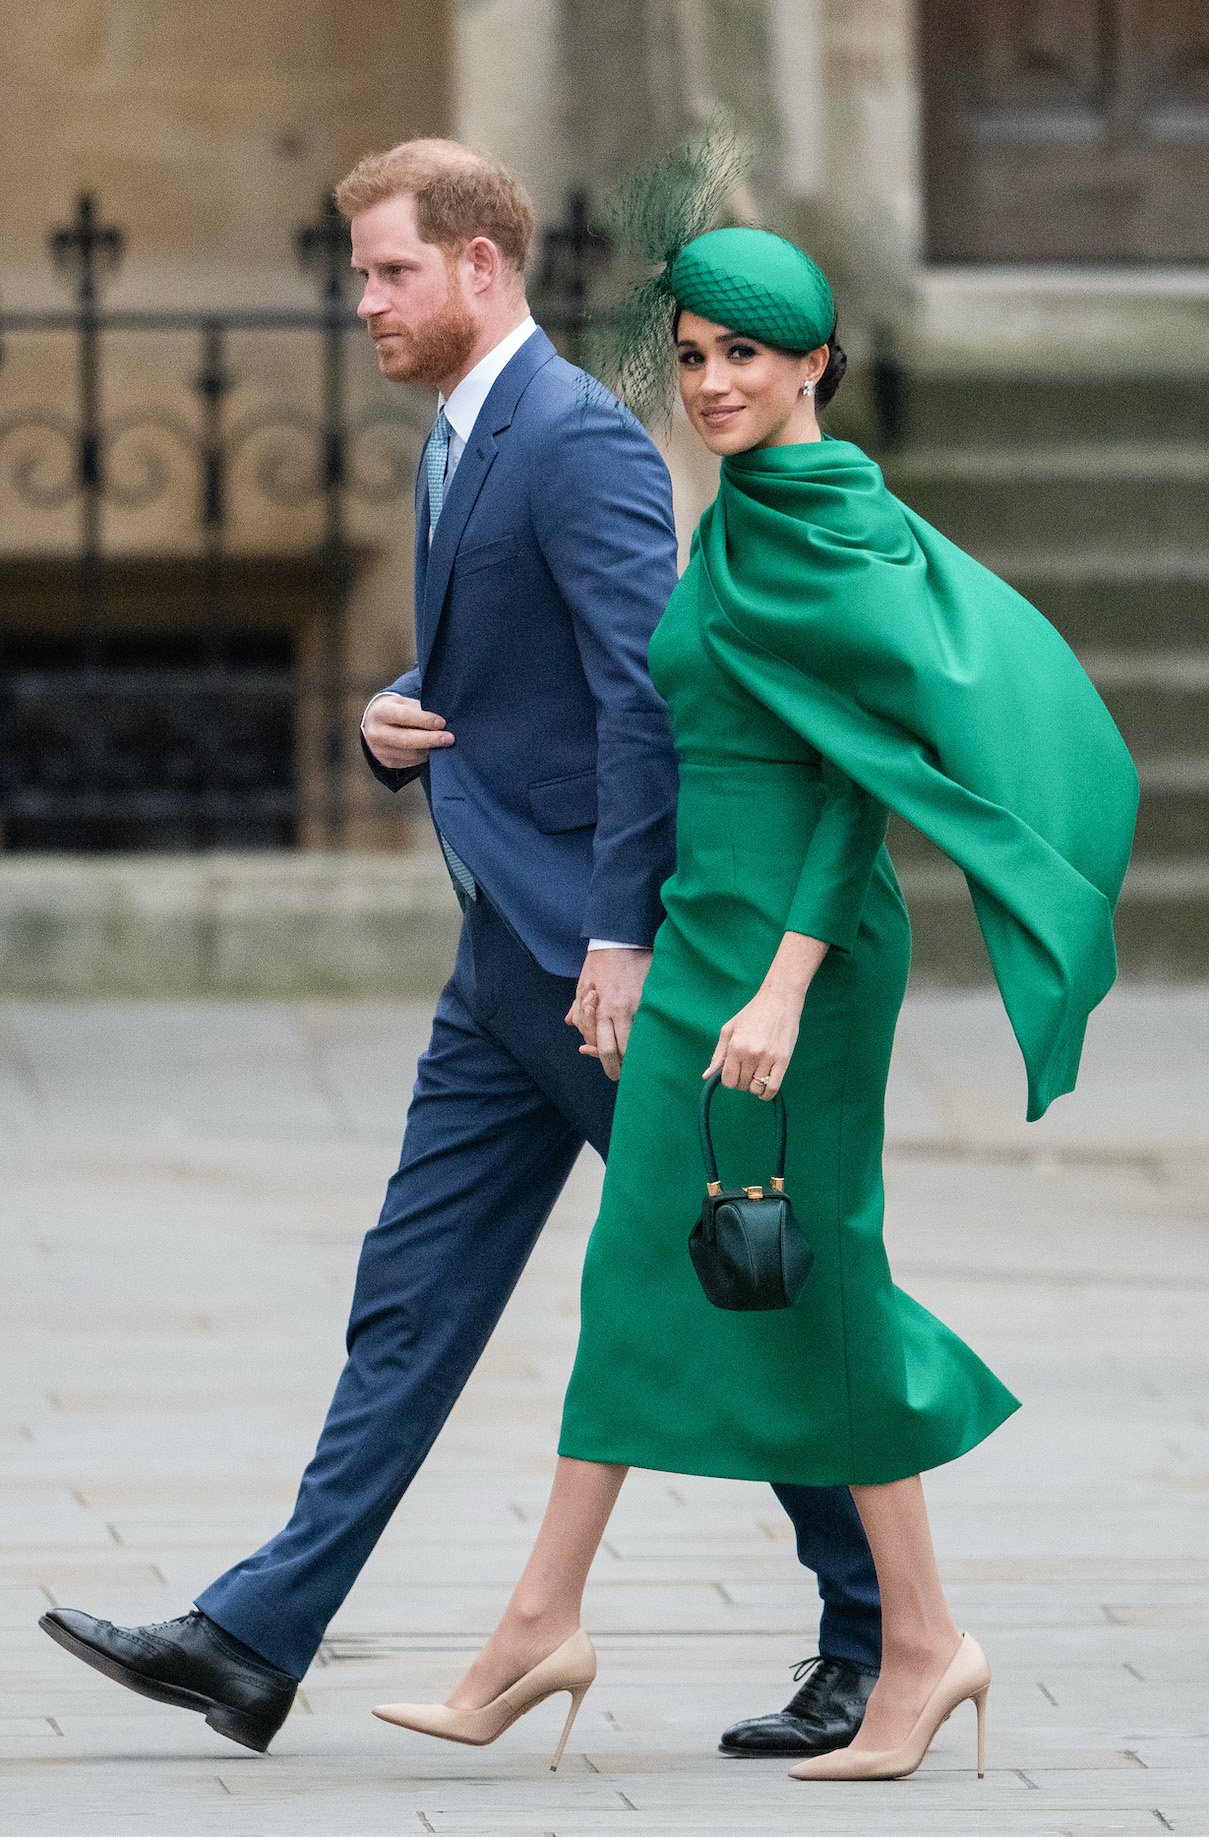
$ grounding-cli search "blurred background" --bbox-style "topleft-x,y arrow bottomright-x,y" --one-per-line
3,0 -> 1208,997
4,18 -> 1208,1830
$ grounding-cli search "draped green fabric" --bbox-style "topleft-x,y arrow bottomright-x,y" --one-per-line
698,438 -> 1138,1122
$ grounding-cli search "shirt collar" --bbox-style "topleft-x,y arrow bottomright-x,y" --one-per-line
440,316 -> 538,446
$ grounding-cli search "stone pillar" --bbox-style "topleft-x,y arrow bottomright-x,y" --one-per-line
779,1 -> 923,332
547,0 -> 922,515
457,0 -> 569,221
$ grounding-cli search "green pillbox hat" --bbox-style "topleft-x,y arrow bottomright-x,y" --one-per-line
669,227 -> 835,353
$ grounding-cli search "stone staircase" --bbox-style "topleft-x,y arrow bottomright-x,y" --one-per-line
864,372 -> 1209,979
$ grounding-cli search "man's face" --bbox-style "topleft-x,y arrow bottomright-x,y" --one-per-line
351,194 -> 477,387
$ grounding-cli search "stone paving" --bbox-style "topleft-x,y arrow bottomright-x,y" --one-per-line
1,988 -> 1207,1835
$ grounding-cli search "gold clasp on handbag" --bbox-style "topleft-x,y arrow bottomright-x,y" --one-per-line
690,1071 -> 812,1313
698,1074 -> 790,1203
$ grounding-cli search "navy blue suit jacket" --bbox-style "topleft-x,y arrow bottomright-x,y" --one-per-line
364,328 -> 681,978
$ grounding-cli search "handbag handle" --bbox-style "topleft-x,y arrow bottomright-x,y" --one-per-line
698,1069 -> 787,1197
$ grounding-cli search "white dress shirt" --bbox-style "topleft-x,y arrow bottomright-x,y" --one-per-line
365,315 -> 641,954
436,313 -> 538,503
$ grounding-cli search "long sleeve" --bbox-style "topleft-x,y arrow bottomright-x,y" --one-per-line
699,439 -> 1138,1120
785,758 -> 888,952
359,666 -> 423,793
529,392 -> 680,948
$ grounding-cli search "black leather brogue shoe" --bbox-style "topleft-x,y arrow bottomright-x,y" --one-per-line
39,1607 -> 297,1752
719,1654 -> 878,1758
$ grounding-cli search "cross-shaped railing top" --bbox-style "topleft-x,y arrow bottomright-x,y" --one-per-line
535,189 -> 610,310
41,192 -> 353,320
21,189 -> 607,338
48,193 -> 125,311
295,194 -> 352,312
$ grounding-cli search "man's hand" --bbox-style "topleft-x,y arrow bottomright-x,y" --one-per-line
566,947 -> 653,1081
362,694 -> 455,771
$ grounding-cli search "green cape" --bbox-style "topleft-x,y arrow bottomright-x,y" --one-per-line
698,438 -> 1138,1121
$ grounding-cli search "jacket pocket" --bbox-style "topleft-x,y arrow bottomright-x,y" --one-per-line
528,769 -> 598,833
455,533 -> 520,577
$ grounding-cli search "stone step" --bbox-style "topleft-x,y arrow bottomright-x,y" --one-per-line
882,370 -> 1209,449
1082,652 -> 1209,759
862,374 -> 1209,973
890,760 -> 1209,863
1135,762 -> 1209,856
0,849 -> 459,1000
991,561 -> 1209,652
881,445 -> 1209,552
897,857 -> 1209,981
889,653 -> 1209,864
2,846 -> 1206,996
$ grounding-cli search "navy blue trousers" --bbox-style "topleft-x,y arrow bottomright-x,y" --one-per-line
198,899 -> 881,1679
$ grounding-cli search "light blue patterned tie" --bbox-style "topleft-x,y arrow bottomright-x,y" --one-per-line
426,406 -> 451,537
424,407 -> 476,906
438,830 -> 477,909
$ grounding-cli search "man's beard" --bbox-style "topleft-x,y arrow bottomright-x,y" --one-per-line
373,283 -> 477,387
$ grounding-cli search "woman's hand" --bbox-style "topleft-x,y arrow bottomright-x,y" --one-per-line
565,948 -> 653,1081
704,932 -> 830,1099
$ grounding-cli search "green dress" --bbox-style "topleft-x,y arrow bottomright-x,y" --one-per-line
558,438 -> 1137,1487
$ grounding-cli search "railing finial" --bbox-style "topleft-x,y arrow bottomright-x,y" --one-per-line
49,193 -> 124,310
535,189 -> 610,312
295,193 -> 351,310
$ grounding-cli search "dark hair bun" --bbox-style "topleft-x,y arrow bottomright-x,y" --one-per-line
817,325 -> 847,409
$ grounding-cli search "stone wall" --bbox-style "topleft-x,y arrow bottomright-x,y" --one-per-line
1,2 -> 453,849
3,2 -> 453,305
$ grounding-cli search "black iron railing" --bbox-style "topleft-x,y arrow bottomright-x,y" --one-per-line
0,191 -> 606,852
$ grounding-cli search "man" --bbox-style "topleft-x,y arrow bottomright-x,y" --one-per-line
40,139 -> 880,1760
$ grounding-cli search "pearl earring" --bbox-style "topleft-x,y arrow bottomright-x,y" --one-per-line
800,379 -> 816,398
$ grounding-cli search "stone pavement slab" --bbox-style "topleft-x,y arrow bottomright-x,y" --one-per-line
1,992 -> 1207,1834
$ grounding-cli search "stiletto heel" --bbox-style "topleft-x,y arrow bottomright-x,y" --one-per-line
974,1681 -> 989,1778
789,1633 -> 991,1782
373,1628 -> 596,1764
550,1682 -> 590,1771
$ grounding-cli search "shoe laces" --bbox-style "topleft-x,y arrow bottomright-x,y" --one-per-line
143,1615 -> 190,1634
786,1653 -> 846,1718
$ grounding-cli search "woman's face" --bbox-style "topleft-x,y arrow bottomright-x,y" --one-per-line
675,309 -> 828,456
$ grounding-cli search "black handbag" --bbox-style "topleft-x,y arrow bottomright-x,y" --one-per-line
688,1070 -> 813,1311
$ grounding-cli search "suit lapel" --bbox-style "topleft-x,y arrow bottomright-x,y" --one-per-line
418,431 -> 499,666
414,455 -> 431,613
416,328 -> 558,669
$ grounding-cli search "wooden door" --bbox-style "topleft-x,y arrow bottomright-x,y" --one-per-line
920,1 -> 1209,262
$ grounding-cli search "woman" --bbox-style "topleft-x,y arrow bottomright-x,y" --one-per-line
373,227 -> 1138,1781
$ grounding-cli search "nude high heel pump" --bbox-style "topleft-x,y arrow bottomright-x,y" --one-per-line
373,1628 -> 596,1771
788,1632 -> 991,1782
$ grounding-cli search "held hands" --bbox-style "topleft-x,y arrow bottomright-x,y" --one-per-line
362,694 -> 455,772
704,932 -> 830,1100
566,948 -> 654,1081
